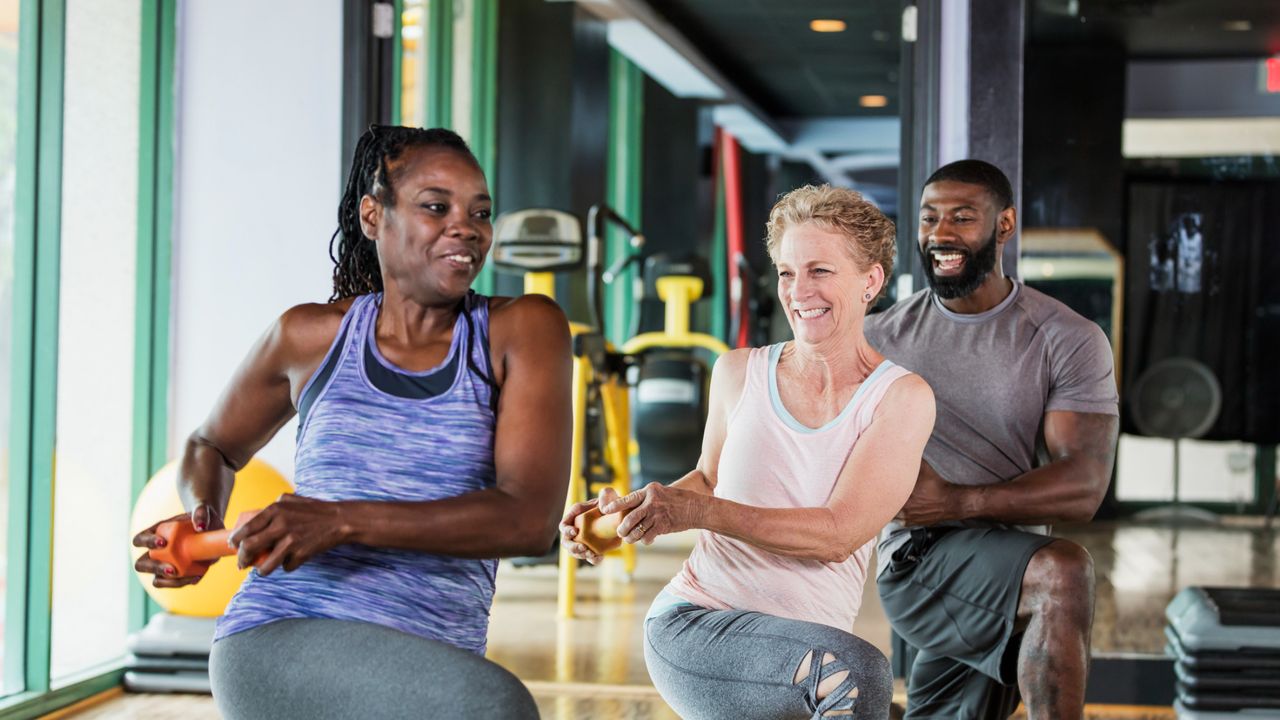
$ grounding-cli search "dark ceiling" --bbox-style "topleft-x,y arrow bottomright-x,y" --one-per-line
644,0 -> 1280,125
646,0 -> 902,119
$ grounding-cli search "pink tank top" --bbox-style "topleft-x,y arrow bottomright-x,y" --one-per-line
663,343 -> 911,631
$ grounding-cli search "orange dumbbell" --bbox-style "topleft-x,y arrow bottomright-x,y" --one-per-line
573,506 -> 633,556
148,510 -> 262,577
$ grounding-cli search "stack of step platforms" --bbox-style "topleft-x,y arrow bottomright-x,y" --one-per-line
1165,587 -> 1280,719
124,612 -> 217,693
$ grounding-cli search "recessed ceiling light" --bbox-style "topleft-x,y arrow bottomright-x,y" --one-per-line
859,95 -> 888,108
810,19 -> 847,33
1223,20 -> 1252,31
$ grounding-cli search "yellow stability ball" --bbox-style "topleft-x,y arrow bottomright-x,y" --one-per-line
129,458 -> 293,617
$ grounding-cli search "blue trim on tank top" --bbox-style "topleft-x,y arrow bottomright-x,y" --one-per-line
363,338 -> 459,398
471,294 -> 496,385
298,293 -> 495,442
365,294 -> 464,376
357,294 -> 467,402
767,342 -> 894,434
296,298 -> 365,443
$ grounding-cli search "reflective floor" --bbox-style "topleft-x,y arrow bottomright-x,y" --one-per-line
490,519 -> 1280,678
487,531 -> 712,687
1070,518 -> 1279,654
487,519 -> 1278,718
63,519 -> 1278,719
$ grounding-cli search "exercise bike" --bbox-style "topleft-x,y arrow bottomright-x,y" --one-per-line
608,253 -> 731,486
490,205 -> 642,618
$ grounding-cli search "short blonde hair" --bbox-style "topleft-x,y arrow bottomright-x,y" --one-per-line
765,185 -> 896,302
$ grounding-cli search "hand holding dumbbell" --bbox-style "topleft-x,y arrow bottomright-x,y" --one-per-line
572,505 -> 633,556
147,510 -> 262,577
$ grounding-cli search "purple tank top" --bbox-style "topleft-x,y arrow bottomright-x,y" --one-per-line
215,292 -> 499,654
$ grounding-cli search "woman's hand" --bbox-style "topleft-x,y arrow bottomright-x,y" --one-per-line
229,494 -> 351,576
131,504 -> 222,588
604,482 -> 707,546
558,490 -> 609,566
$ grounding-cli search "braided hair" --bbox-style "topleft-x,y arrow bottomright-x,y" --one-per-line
329,125 -> 477,301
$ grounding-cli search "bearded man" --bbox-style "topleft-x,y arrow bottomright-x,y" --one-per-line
865,159 -> 1120,720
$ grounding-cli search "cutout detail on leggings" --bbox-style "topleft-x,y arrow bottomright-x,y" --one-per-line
793,650 -> 861,719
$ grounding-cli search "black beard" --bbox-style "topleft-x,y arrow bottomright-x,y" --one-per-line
919,227 -> 999,300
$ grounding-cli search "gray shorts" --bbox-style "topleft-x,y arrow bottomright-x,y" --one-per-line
209,618 -> 538,720
877,527 -> 1055,720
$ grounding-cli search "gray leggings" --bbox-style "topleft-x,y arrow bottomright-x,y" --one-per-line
645,604 -> 893,720
209,618 -> 538,720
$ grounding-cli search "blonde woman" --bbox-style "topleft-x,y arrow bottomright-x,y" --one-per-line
562,185 -> 935,719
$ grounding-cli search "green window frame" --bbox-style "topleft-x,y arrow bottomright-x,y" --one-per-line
130,0 -> 177,631
424,0 -> 453,130
0,0 -> 174,715
605,50 -> 642,347
4,0 -> 66,707
393,0 -> 497,295
708,143 -> 728,344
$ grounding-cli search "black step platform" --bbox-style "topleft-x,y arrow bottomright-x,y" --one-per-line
1166,587 -> 1280,719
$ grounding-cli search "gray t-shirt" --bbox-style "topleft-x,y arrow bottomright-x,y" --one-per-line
865,282 -> 1118,575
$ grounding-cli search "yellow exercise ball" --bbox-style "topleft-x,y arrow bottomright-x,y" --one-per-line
129,457 -> 293,617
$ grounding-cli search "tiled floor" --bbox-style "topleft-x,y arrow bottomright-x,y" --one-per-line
60,519 -> 1278,719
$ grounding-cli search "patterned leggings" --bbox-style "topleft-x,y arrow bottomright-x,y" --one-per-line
645,602 -> 893,719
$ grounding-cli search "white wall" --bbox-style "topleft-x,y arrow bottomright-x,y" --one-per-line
171,0 -> 344,479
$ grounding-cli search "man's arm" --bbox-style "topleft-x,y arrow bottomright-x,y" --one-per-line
897,410 -> 1117,526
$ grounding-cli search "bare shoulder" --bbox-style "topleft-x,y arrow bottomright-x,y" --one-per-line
276,298 -> 355,365
489,293 -> 566,324
879,372 -> 936,421
709,347 -> 752,398
488,294 -> 570,347
712,347 -> 751,382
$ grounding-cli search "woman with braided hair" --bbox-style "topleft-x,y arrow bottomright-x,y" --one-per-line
132,126 -> 570,718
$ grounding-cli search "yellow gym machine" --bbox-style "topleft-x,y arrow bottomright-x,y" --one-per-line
617,254 -> 730,485
490,206 -> 643,618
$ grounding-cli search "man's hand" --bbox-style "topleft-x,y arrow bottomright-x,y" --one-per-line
895,461 -> 970,527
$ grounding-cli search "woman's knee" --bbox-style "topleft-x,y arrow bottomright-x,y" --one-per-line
838,650 -> 894,719
850,649 -> 893,703
867,649 -> 893,691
